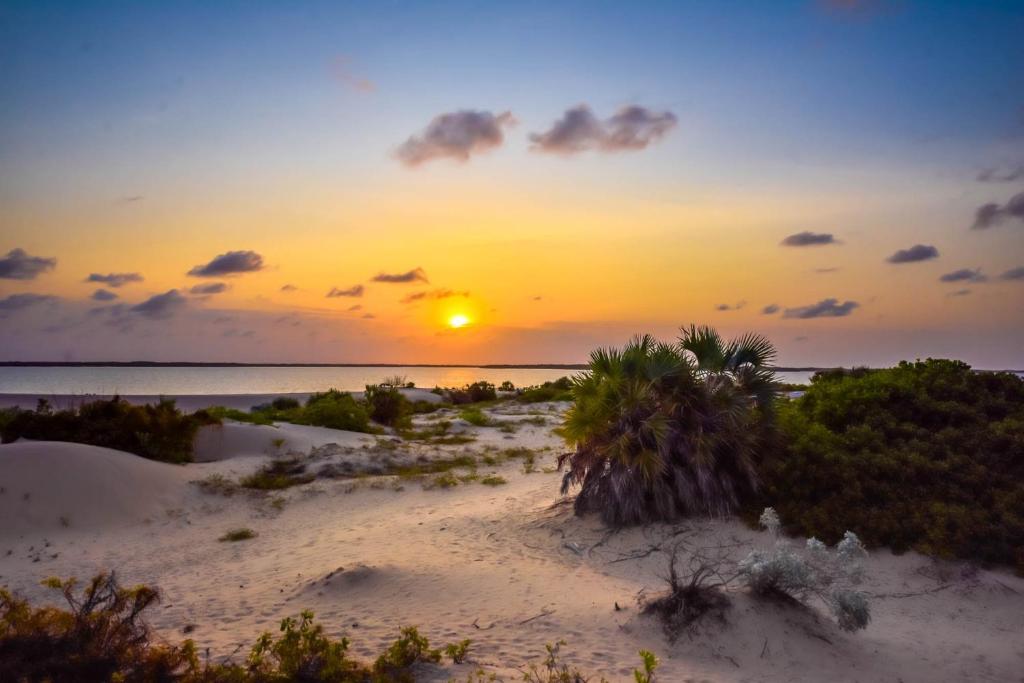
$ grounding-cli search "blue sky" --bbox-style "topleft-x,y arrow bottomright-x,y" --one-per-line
1,1 -> 1023,366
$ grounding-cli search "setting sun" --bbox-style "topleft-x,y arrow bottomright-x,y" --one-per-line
448,314 -> 470,329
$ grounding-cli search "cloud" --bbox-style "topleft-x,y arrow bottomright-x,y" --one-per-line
715,301 -> 746,311
91,289 -> 118,301
130,289 -> 187,319
0,248 -> 56,280
372,267 -> 428,284
814,267 -> 840,273
762,304 -> 780,315
0,292 -> 58,317
947,289 -> 972,297
362,313 -> 376,319
329,56 -> 375,93
396,110 -> 515,167
401,288 -> 469,304
886,244 -> 939,263
781,231 -> 837,247
783,298 -> 860,319
347,304 -> 363,312
187,250 -> 264,277
977,164 -> 1024,182
280,284 -> 298,292
998,266 -> 1024,281
938,268 -> 987,283
327,284 -> 364,298
530,104 -> 676,155
971,192 -> 1024,230
190,282 -> 229,295
85,272 -> 144,288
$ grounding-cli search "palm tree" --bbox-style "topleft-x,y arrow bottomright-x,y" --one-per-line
558,326 -> 779,525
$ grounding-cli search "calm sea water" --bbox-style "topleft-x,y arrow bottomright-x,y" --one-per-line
0,366 -> 819,396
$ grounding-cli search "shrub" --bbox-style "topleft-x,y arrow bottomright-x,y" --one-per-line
499,380 -> 515,392
759,359 -> 1024,572
241,458 -> 315,490
737,508 -> 871,632
640,543 -> 732,641
459,407 -> 492,427
480,475 -> 507,486
448,381 -> 498,404
517,377 -> 574,403
0,397 -> 216,463
0,573 -> 199,682
301,390 -> 373,432
219,528 -> 257,542
559,327 -> 778,525
373,625 -> 441,679
271,396 -> 301,410
443,638 -> 472,663
365,383 -> 411,427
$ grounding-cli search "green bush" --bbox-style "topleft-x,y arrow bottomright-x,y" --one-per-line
241,458 -> 315,490
301,390 -> 372,432
517,377 -> 573,403
459,407 -> 492,427
760,359 -> 1024,573
365,384 -> 411,427
0,397 -> 216,463
448,381 -> 497,404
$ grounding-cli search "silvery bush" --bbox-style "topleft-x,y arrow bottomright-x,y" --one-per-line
738,507 -> 871,631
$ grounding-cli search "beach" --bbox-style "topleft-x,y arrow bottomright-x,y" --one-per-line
2,397 -> 1022,682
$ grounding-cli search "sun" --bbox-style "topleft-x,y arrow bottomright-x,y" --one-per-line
448,313 -> 470,329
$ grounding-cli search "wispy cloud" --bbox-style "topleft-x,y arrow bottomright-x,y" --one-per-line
91,289 -> 118,301
977,164 -> 1024,182
999,266 -> 1024,281
401,288 -> 469,304
190,282 -> 229,295
530,105 -> 676,155
781,231 -> 837,247
783,298 -> 859,319
938,268 -> 986,283
0,292 -> 58,317
971,191 -> 1024,230
372,267 -> 428,284
327,284 -> 364,298
947,288 -> 972,297
886,244 -> 939,264
329,56 -> 375,93
187,250 -> 264,277
130,289 -> 187,319
762,304 -> 780,315
0,248 -> 56,280
86,272 -> 143,288
715,301 -> 746,311
280,284 -> 298,292
396,110 -> 515,167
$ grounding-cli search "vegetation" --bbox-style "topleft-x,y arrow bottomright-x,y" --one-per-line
761,359 -> 1024,572
1,573 -> 647,682
241,457 -> 316,490
480,475 -> 507,486
559,326 -> 779,525
365,384 -> 411,427
738,508 -> 871,632
212,390 -> 376,433
459,407 -> 492,427
0,396 -> 216,463
447,381 -> 497,405
517,377 -> 573,403
219,528 -> 257,542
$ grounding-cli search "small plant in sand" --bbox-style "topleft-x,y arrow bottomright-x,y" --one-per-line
459,406 -> 492,427
480,474 -> 507,486
443,638 -> 473,663
241,457 -> 315,490
365,383 -> 411,427
194,473 -> 239,496
219,528 -> 257,542
737,508 -> 871,632
640,541 -> 734,641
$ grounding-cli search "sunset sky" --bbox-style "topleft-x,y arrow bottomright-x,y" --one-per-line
1,1 -> 1023,367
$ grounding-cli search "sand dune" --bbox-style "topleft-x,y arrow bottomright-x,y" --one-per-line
0,441 -> 192,537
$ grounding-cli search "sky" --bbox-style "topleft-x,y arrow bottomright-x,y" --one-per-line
1,0 -> 1023,368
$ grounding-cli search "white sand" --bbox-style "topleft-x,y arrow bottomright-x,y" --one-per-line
1,402 -> 1022,681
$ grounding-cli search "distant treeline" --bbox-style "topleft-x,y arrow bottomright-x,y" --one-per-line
0,360 -> 845,371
